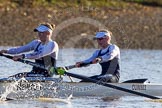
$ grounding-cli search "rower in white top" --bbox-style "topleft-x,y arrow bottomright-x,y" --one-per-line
0,23 -> 59,77
75,29 -> 120,83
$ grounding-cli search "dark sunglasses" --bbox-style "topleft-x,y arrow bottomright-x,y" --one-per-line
97,37 -> 105,40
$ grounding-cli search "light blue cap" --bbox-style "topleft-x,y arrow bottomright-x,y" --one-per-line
34,25 -> 52,33
94,32 -> 110,39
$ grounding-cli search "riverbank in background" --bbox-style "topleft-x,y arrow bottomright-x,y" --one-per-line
0,0 -> 162,49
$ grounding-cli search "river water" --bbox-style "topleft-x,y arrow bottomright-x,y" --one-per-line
0,47 -> 162,108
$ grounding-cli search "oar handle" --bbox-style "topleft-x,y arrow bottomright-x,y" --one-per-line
0,53 -> 13,59
64,58 -> 101,70
64,62 -> 93,70
0,53 -> 46,70
80,62 -> 92,67
65,65 -> 76,70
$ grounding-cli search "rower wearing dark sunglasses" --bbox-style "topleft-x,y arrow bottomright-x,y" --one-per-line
76,29 -> 120,83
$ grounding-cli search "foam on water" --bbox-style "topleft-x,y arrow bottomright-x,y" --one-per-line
0,77 -> 31,101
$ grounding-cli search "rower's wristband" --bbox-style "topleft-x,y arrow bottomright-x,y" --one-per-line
22,54 -> 25,59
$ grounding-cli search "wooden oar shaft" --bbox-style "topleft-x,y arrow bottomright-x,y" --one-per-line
65,72 -> 160,99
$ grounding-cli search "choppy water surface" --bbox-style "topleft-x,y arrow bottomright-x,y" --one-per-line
0,47 -> 162,108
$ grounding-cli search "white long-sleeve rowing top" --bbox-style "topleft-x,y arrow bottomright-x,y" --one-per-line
7,39 -> 59,60
83,44 -> 120,63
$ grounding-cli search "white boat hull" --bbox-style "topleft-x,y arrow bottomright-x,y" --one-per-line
0,78 -> 162,99
59,82 -> 162,97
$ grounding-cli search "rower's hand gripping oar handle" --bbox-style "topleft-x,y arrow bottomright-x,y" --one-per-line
56,57 -> 102,75
64,63 -> 89,70
65,57 -> 101,70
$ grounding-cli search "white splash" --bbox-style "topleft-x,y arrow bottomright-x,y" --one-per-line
0,77 -> 29,101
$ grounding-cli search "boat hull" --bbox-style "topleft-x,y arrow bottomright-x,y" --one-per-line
0,78 -> 162,99
58,82 -> 162,97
